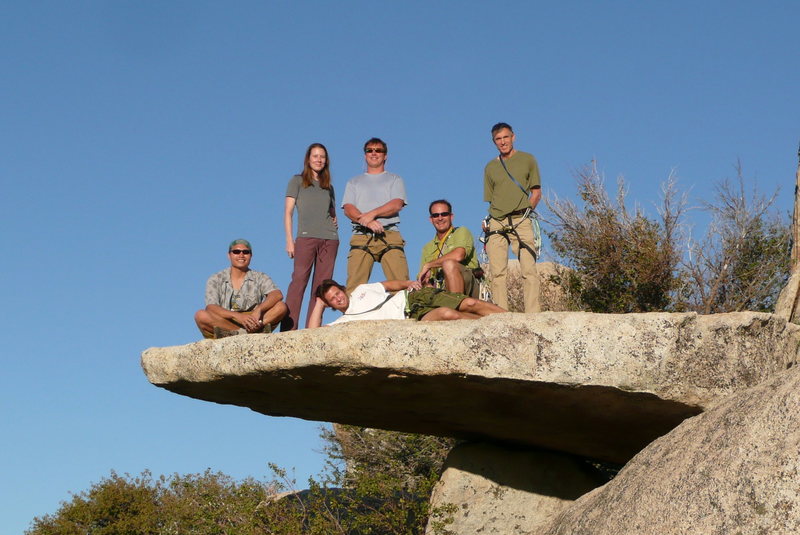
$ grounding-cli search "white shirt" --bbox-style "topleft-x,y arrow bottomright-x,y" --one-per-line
329,283 -> 407,325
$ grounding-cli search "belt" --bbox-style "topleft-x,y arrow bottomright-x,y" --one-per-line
352,223 -> 398,235
498,209 -> 528,219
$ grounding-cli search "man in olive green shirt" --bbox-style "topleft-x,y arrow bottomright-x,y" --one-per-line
482,122 -> 541,312
417,199 -> 480,297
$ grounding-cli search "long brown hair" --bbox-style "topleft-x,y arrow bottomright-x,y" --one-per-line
301,143 -> 331,189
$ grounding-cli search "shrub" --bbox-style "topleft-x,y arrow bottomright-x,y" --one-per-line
545,161 -> 684,313
681,164 -> 791,313
258,425 -> 455,534
542,161 -> 789,314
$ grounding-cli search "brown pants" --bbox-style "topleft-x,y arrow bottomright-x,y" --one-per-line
283,237 -> 339,330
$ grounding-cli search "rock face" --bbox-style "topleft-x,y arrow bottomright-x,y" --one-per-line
540,364 -> 800,535
487,260 -> 572,312
425,443 -> 608,535
774,268 -> 800,323
142,311 -> 799,464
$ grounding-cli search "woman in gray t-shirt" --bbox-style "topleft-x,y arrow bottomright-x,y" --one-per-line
282,143 -> 339,330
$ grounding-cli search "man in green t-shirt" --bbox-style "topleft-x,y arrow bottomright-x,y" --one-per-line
482,122 -> 541,312
417,199 -> 480,297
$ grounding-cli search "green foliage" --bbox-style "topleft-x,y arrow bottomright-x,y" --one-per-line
258,426 -> 455,534
159,470 -> 269,534
682,169 -> 791,313
27,470 -> 274,535
545,161 -> 790,314
27,428 -> 454,535
27,471 -> 159,535
547,162 -> 683,313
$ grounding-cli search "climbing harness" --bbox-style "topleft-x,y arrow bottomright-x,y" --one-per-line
478,210 -> 541,305
349,223 -> 405,262
480,208 -> 542,261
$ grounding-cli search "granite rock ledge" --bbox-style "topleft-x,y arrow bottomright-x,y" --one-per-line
141,311 -> 798,464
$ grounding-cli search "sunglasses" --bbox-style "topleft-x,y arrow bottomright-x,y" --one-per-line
229,249 -> 252,255
430,212 -> 451,218
364,148 -> 387,154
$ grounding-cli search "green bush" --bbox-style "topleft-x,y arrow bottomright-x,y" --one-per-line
258,426 -> 454,534
681,168 -> 791,313
545,161 -> 789,314
546,162 -> 683,313
27,470 -> 272,535
27,428 -> 454,535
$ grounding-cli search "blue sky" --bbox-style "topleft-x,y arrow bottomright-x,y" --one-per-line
2,1 -> 798,532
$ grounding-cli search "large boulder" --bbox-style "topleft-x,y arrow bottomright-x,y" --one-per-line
485,260 -> 572,312
425,442 -> 607,535
142,311 -> 798,463
540,364 -> 800,535
774,268 -> 800,323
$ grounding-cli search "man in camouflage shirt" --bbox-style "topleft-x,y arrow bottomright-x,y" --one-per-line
194,239 -> 287,338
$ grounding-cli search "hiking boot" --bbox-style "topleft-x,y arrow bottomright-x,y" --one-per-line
213,326 -> 246,339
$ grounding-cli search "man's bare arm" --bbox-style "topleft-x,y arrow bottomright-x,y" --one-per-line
343,203 -> 361,223
252,289 -> 283,319
345,199 -> 405,223
381,280 -> 422,293
308,297 -> 327,328
417,247 -> 466,281
205,304 -> 262,331
205,304 -> 241,323
344,198 -> 405,233
529,187 -> 542,210
357,198 -> 405,222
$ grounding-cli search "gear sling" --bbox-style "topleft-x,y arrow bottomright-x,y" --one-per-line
349,223 -> 406,262
482,156 -> 541,260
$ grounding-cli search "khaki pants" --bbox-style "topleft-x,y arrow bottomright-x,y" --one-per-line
486,216 -> 540,312
346,230 -> 409,294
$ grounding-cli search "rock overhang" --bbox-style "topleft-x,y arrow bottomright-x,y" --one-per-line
142,311 -> 799,464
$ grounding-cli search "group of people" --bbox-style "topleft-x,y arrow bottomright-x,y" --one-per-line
194,122 -> 542,338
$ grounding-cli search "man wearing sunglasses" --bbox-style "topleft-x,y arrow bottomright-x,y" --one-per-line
341,137 -> 409,294
194,239 -> 288,338
483,122 -> 542,313
417,199 -> 480,297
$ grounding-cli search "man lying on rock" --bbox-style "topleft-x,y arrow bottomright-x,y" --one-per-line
308,279 -> 505,327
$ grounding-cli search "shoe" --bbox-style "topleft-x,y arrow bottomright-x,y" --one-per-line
213,326 -> 246,339
261,323 -> 272,334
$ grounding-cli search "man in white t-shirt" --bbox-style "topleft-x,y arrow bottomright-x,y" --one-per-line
307,279 -> 505,327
